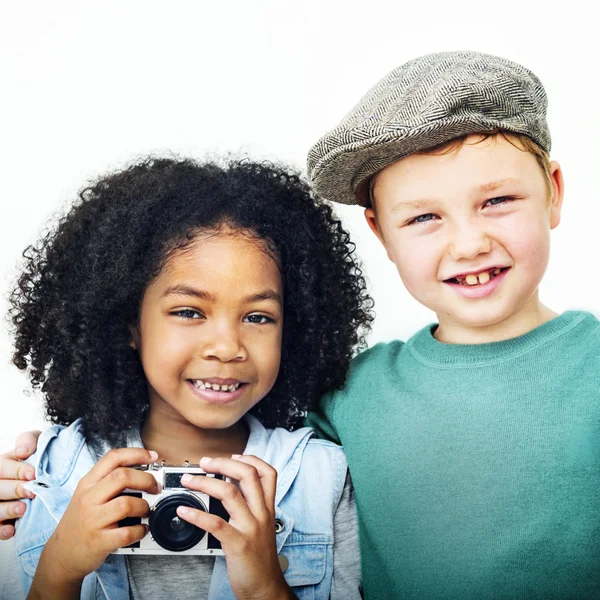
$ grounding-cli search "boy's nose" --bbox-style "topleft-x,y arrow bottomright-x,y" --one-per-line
448,225 -> 492,261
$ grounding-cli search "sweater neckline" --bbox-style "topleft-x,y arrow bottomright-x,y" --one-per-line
406,310 -> 590,368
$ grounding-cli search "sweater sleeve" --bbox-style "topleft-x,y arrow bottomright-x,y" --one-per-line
305,391 -> 341,444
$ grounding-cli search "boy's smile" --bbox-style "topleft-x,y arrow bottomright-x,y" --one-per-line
365,134 -> 564,344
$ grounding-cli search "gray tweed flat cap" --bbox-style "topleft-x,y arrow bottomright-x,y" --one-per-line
307,51 -> 550,206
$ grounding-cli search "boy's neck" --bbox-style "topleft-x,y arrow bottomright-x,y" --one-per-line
434,301 -> 558,345
140,410 -> 249,465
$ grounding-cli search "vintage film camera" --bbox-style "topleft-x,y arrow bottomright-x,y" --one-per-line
112,462 -> 230,555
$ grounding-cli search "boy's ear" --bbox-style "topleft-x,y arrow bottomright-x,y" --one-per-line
128,324 -> 140,350
364,207 -> 385,244
549,161 -> 564,229
364,207 -> 394,262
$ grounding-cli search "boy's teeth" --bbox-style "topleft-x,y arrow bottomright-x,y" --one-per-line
460,269 -> 499,286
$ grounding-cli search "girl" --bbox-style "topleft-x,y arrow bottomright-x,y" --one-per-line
1,157 -> 372,599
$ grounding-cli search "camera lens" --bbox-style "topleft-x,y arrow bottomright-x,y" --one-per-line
149,493 -> 207,552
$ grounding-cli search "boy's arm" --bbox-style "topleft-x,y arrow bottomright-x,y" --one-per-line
304,391 -> 342,444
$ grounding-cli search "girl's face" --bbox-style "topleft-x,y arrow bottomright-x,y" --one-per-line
131,228 -> 283,431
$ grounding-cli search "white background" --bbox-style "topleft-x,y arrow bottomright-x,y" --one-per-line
1,2 -> 598,447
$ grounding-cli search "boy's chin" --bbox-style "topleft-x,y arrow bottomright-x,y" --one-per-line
435,307 -> 542,344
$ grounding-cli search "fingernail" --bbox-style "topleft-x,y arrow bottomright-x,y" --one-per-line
25,489 -> 36,499
0,526 -> 11,538
177,506 -> 189,515
231,454 -> 243,460
13,504 -> 25,516
148,451 -> 158,461
16,446 -> 30,456
200,457 -> 212,466
181,474 -> 193,484
24,470 -> 35,481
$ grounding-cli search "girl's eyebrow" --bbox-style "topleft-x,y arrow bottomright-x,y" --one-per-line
243,291 -> 283,305
162,285 -> 282,306
162,285 -> 214,301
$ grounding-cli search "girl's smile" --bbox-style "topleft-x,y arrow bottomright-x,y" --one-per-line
187,379 -> 249,404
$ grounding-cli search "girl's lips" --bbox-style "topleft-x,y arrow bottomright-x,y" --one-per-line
187,380 -> 248,404
444,267 -> 510,299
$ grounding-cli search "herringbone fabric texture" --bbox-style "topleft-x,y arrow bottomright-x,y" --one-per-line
307,51 -> 550,205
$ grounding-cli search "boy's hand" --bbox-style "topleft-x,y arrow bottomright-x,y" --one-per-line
177,455 -> 296,600
37,447 -> 159,586
0,430 -> 41,540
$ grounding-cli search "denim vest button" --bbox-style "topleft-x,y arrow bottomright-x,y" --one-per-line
274,518 -> 284,533
278,554 -> 289,572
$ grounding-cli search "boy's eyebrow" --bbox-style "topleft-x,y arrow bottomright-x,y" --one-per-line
390,178 -> 523,211
391,199 -> 439,213
161,285 -> 282,305
477,178 -> 521,194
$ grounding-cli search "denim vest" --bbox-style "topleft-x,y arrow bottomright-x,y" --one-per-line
7,415 -> 348,600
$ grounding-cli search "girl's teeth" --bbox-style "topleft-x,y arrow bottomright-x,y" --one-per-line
465,274 -> 478,285
478,271 -> 490,284
194,381 -> 240,392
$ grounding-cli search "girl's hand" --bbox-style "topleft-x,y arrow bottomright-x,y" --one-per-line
35,447 -> 159,587
0,430 -> 41,540
177,455 -> 295,600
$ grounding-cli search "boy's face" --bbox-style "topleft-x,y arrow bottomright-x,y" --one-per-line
365,135 -> 564,343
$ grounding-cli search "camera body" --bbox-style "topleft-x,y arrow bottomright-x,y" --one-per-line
112,462 -> 230,556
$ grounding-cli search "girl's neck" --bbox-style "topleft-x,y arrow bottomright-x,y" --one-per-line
141,409 -> 249,465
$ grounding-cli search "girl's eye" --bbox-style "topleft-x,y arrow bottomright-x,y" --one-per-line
172,309 -> 203,320
484,196 -> 513,207
407,213 -> 438,225
243,314 -> 273,325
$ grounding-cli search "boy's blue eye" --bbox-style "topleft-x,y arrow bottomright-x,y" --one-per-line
485,196 -> 512,207
408,213 -> 437,225
244,314 -> 273,325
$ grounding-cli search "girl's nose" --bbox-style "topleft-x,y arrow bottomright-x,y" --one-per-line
200,326 -> 247,362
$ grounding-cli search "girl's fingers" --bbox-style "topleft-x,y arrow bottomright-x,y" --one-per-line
181,471 -> 254,523
186,457 -> 269,518
0,454 -> 36,482
81,448 -> 158,486
91,466 -> 159,505
106,523 -> 148,552
99,495 -> 150,528
0,500 -> 28,522
0,479 -> 36,501
176,505 -> 239,548
230,455 -> 277,512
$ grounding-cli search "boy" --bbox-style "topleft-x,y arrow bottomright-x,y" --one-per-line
305,51 -> 599,598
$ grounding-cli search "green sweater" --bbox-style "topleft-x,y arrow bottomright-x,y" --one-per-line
307,311 -> 600,599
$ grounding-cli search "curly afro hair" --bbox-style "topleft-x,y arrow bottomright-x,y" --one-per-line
10,157 -> 373,442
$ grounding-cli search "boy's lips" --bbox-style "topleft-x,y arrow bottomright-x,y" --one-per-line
443,265 -> 509,285
444,267 -> 510,299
